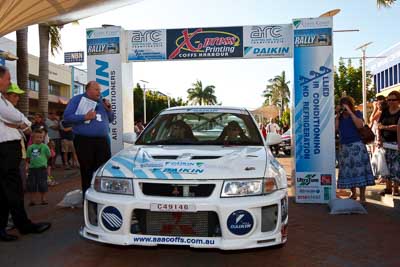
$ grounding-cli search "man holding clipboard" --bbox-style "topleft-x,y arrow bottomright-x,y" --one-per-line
63,81 -> 114,196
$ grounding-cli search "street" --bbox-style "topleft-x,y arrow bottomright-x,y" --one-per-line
1,156 -> 399,267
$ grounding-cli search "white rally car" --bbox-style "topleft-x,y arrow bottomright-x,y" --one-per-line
81,106 -> 288,250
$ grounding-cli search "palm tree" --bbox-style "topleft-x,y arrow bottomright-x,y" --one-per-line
38,24 -> 61,117
263,71 -> 290,118
377,0 -> 396,7
187,80 -> 217,105
16,27 -> 29,115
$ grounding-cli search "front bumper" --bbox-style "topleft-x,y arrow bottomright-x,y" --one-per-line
81,180 -> 288,250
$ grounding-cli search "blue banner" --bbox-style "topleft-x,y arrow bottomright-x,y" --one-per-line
293,17 -> 335,203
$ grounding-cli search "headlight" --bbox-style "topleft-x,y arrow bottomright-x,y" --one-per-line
221,178 -> 278,197
94,176 -> 134,195
221,179 -> 263,197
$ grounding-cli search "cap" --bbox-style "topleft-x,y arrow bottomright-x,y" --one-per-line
7,83 -> 25,94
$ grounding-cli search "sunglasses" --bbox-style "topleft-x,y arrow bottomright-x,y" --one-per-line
387,99 -> 399,102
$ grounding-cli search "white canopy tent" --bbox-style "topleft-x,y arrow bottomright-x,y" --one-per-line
0,0 -> 143,36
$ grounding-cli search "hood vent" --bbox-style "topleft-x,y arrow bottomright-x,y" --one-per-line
191,156 -> 221,160
151,155 -> 179,160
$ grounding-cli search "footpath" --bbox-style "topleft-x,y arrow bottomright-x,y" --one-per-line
0,157 -> 399,267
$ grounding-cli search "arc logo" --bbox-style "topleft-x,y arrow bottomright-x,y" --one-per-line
227,210 -> 253,235
101,206 -> 123,231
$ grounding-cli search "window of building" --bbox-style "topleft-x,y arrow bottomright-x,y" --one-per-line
73,82 -> 85,96
48,83 -> 60,96
389,67 -> 393,86
384,69 -> 388,88
374,74 -> 378,92
380,71 -> 385,90
394,64 -> 398,85
28,79 -> 39,91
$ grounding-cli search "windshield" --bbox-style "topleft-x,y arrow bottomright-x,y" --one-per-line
136,111 -> 263,146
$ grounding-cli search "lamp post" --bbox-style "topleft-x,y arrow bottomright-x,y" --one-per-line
356,42 -> 373,122
139,80 -> 149,124
341,43 -> 385,122
157,90 -> 171,108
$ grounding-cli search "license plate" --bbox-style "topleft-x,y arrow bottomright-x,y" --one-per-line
150,203 -> 196,212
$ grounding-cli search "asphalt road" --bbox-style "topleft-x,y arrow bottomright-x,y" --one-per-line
1,157 -> 399,267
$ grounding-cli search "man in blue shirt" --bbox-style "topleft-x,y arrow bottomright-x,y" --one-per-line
63,81 -> 114,196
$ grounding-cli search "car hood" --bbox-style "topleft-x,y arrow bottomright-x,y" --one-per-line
99,145 -> 269,180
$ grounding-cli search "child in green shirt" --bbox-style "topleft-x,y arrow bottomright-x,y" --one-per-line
26,129 -> 51,206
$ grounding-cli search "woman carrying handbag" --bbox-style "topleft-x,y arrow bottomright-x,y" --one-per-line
335,96 -> 375,203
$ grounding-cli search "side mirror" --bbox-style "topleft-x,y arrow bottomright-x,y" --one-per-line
123,132 -> 137,144
266,132 -> 282,146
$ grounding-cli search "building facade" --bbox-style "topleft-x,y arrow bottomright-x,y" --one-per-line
0,36 -> 87,115
369,41 -> 400,97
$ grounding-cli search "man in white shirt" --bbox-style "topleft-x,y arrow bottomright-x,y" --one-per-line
266,118 -> 281,155
0,66 -> 51,242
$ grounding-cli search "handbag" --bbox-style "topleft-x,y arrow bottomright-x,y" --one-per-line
357,125 -> 375,144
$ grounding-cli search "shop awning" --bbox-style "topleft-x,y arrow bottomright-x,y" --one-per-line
0,0 -> 143,36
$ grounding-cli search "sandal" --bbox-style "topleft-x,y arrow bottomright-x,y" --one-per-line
379,189 -> 392,196
393,192 -> 400,197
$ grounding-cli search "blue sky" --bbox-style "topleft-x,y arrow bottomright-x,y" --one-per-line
5,0 -> 400,109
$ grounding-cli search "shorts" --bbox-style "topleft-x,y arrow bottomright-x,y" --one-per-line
62,139 -> 75,153
27,168 -> 48,193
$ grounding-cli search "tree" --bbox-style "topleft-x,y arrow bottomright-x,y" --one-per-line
263,71 -> 290,118
38,24 -> 61,118
377,0 -> 396,7
134,83 -> 187,122
334,59 -> 374,105
16,27 -> 29,115
187,80 -> 217,105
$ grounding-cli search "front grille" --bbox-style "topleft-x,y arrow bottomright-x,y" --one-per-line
261,204 -> 278,232
140,183 -> 215,197
132,209 -> 221,237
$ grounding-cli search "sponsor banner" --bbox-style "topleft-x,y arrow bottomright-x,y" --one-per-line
294,28 -> 332,48
64,51 -> 85,63
293,17 -> 336,203
87,27 -> 121,56
87,37 -> 120,55
87,27 -> 124,154
126,29 -> 167,61
295,173 -> 333,203
133,235 -> 219,247
167,27 -> 243,60
243,24 -> 292,58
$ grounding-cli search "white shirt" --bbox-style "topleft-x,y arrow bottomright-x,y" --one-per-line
0,93 -> 31,143
266,122 -> 280,134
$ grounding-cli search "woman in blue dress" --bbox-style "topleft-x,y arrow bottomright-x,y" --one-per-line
335,96 -> 375,203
